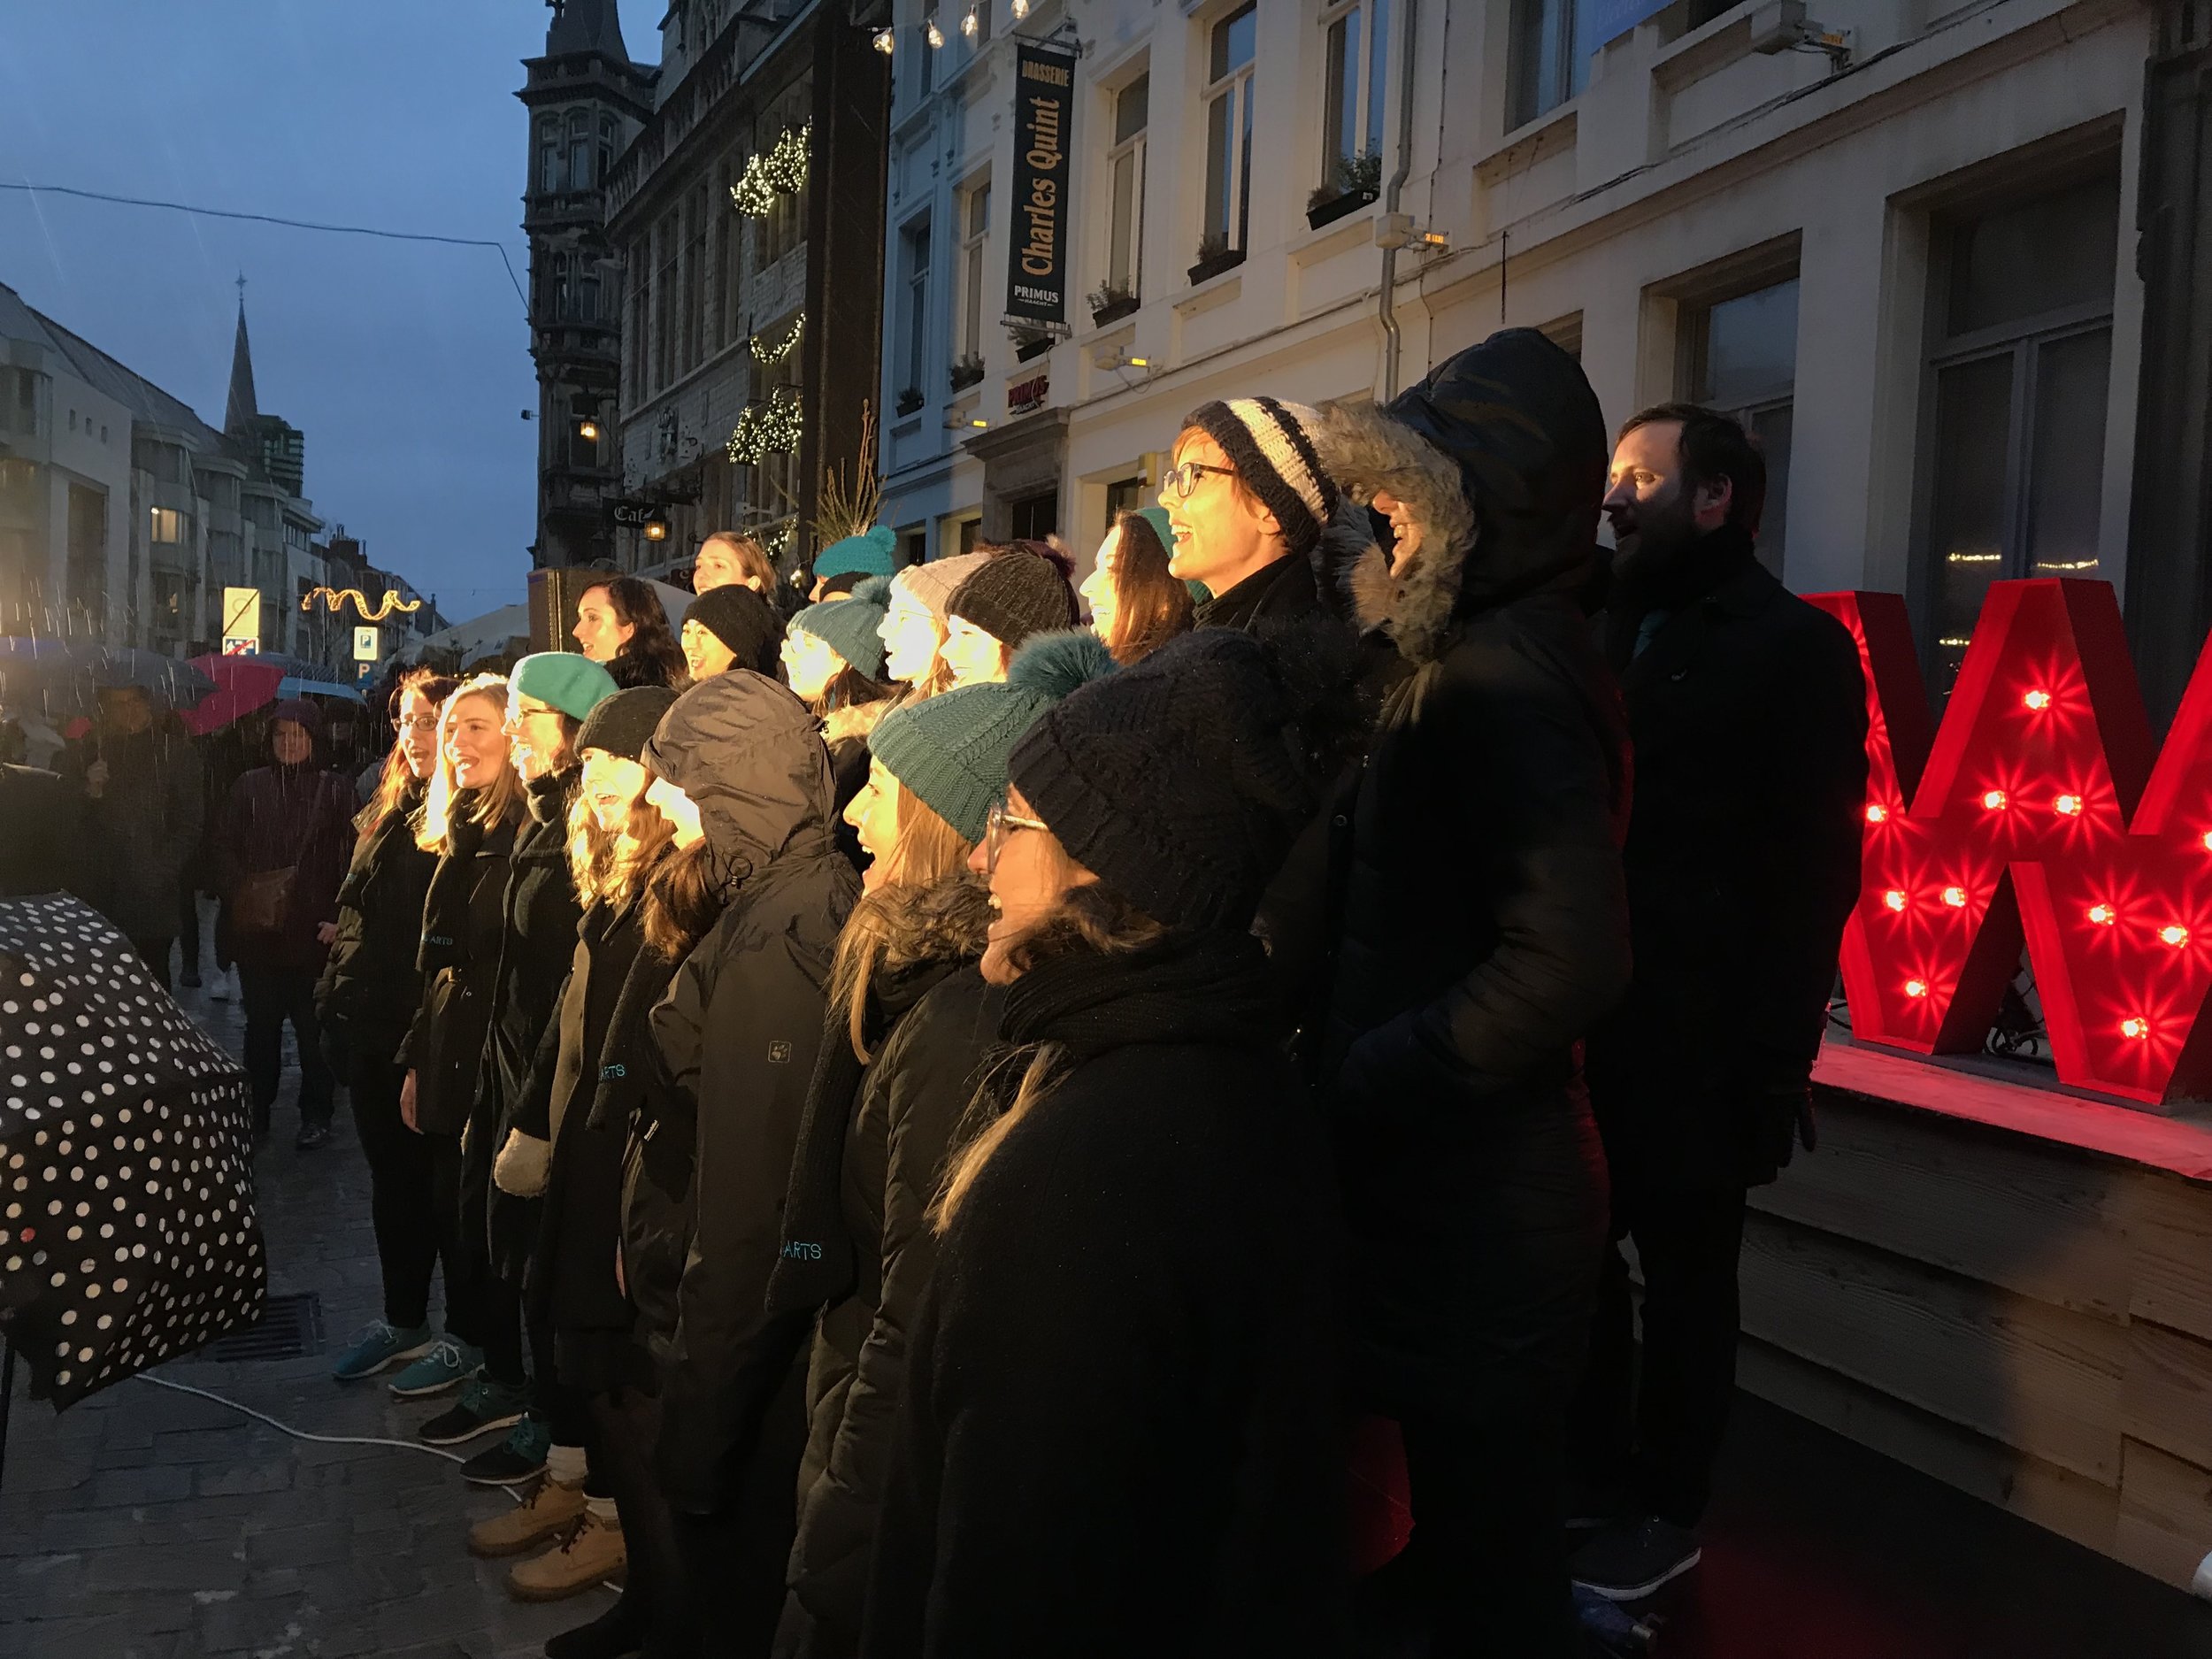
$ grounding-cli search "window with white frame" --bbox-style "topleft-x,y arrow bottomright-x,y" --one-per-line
960,182 -> 991,357
1682,275 -> 1800,580
1509,0 -> 1585,130
1106,74 -> 1148,299
902,219 -> 933,397
1321,0 -> 1389,196
1202,5 -> 1258,259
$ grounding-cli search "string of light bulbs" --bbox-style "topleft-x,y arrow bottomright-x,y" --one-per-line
873,0 -> 1032,53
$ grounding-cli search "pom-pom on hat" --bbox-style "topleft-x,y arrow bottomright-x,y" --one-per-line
812,525 -> 897,582
868,629 -> 1117,844
792,574 -> 892,681
948,541 -> 1080,652
576,686 -> 680,763
1181,396 -> 1340,562
511,652 -> 619,723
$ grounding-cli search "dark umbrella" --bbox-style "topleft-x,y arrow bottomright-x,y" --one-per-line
0,641 -> 216,719
0,894 -> 265,1409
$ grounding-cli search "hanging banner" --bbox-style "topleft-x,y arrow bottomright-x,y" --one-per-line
1005,42 -> 1076,329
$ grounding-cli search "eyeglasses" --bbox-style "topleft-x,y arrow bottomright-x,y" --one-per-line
984,800 -> 1049,876
1158,459 -> 1238,503
392,714 -> 440,734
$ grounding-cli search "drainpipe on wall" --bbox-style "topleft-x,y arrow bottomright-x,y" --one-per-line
1378,0 -> 1423,403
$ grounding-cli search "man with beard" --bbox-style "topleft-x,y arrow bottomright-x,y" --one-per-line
1570,403 -> 1867,1601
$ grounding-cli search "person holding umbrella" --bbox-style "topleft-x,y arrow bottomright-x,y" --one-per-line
214,698 -> 357,1151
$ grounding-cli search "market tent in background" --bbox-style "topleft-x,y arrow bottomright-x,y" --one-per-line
0,895 -> 265,1409
397,603 -> 528,669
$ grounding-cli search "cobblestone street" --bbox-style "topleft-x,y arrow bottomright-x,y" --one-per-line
0,917 -> 608,1659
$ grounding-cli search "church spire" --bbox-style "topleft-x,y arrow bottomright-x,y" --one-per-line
223,279 -> 258,439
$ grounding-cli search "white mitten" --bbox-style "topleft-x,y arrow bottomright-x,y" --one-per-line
492,1129 -> 552,1198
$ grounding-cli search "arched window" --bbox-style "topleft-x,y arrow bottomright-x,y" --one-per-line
568,111 -> 592,190
537,116 -> 565,195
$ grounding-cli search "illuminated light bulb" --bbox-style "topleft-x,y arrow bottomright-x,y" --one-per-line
1982,789 -> 2008,810
2023,689 -> 2052,710
1011,0 -> 1030,15
2123,1018 -> 2150,1041
2088,903 -> 2116,926
1865,803 -> 1890,825
1941,887 -> 1968,908
1883,889 -> 1909,912
2163,925 -> 2191,948
962,7 -> 979,36
926,18 -> 945,46
872,27 -> 895,53
2201,830 -> 2212,853
2055,794 -> 2084,817
1904,979 -> 1930,999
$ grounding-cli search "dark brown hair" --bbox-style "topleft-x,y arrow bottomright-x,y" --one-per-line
1617,402 -> 1768,538
1103,511 -> 1194,665
585,576 -> 691,691
642,836 -> 723,960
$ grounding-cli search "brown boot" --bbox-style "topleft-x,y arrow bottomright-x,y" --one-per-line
467,1476 -> 587,1559
508,1506 -> 627,1603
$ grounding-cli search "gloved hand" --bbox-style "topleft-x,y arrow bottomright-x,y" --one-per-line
492,1128 -> 552,1198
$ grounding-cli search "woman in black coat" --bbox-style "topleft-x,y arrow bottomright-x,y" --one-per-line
1305,329 -> 1634,1656
389,675 -> 527,1426
620,670 -> 861,1657
319,669 -> 457,1384
860,630 -> 1347,1659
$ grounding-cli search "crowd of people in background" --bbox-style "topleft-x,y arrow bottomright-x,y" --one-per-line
1,326 -> 1875,1659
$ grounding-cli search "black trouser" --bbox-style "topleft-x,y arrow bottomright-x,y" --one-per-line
1574,1185 -> 1750,1529
479,1270 -> 528,1390
672,1356 -> 809,1659
1399,1375 -> 1581,1658
130,935 -> 173,994
348,1049 -> 442,1330
594,1384 -> 698,1659
238,964 -> 333,1131
427,1133 -> 494,1348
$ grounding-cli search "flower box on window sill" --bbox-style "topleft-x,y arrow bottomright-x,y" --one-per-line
1305,188 -> 1379,232
1187,248 -> 1247,288
1089,295 -> 1141,328
949,357 -> 987,393
895,387 -> 926,418
1012,334 -> 1055,363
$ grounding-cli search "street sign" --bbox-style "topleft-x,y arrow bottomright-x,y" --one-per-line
220,587 -> 260,656
355,661 -> 375,683
353,626 -> 380,661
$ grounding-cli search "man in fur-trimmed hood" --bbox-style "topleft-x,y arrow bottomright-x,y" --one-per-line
1304,328 -> 1632,1656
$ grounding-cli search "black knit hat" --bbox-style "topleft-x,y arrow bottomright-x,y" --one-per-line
949,543 -> 1079,650
1008,629 -> 1314,932
576,686 -> 679,762
1183,396 -> 1340,562
685,583 -> 782,677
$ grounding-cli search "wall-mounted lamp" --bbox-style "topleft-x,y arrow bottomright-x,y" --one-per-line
643,515 -> 669,543
1750,0 -> 1853,65
578,420 -> 601,442
1375,213 -> 1452,254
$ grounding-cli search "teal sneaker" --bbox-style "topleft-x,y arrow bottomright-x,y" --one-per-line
461,1409 -> 552,1486
330,1319 -> 434,1383
388,1337 -> 480,1400
419,1371 -> 530,1447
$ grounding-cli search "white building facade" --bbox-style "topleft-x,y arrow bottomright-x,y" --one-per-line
875,0 -> 2176,704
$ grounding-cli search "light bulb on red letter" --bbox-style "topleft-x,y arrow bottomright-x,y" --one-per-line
1983,789 -> 2008,810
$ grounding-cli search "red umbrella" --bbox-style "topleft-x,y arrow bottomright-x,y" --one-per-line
176,655 -> 286,735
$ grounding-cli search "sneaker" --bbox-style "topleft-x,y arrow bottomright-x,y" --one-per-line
296,1122 -> 332,1152
545,1594 -> 646,1659
419,1372 -> 530,1446
388,1337 -> 480,1400
1571,1516 -> 1702,1602
468,1473 -> 587,1558
207,968 -> 234,1001
463,1412 -> 551,1486
330,1319 -> 434,1383
509,1507 -> 626,1603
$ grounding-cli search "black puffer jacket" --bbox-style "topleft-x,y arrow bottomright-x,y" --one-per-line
316,782 -> 434,1061
786,936 -> 1003,1653
475,767 -> 586,1276
620,671 -> 861,1515
859,933 -> 1347,1659
1307,328 -> 1632,1415
405,804 -> 518,1138
58,719 -> 204,942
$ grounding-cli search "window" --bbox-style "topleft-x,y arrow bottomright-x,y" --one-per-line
1202,6 -> 1257,256
960,182 -> 990,357
1682,276 -> 1800,577
630,243 -> 650,403
149,506 -> 181,545
684,186 -> 707,371
1105,475 -> 1145,532
1321,0 -> 1389,190
580,257 -> 601,325
1010,489 -> 1058,541
599,116 -> 618,184
655,212 -> 677,390
538,115 -> 565,194
568,111 -> 592,190
1509,0 -> 1585,129
1921,172 -> 2120,691
902,219 -> 933,396
1106,75 -> 1148,298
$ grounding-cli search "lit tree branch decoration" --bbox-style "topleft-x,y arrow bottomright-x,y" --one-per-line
749,313 -> 805,365
731,124 -> 811,217
726,389 -> 804,464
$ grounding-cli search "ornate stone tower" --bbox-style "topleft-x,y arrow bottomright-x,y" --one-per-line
518,0 -> 656,569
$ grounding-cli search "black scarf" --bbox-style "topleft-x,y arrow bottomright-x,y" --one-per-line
764,954 -> 964,1315
1000,928 -> 1283,1066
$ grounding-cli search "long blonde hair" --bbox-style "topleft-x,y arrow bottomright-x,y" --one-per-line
931,866 -> 1166,1232
415,676 -> 526,853
826,780 -> 982,1062
568,772 -> 676,909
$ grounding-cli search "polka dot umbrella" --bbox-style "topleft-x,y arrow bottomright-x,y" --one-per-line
0,894 -> 265,1409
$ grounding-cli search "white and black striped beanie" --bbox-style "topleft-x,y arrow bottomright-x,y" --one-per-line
1184,396 -> 1340,560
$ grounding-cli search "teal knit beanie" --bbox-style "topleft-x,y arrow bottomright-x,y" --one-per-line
511,652 -> 619,722
792,575 -> 891,680
867,629 -> 1117,843
1133,505 -> 1174,549
813,525 -> 897,581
